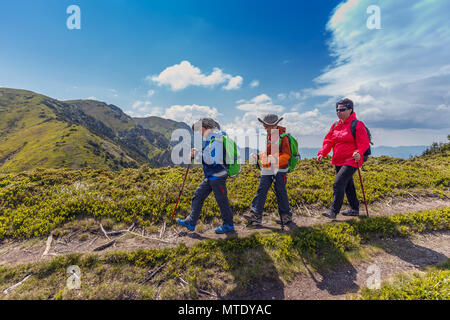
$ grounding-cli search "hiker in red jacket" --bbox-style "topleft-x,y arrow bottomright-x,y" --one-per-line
318,98 -> 370,219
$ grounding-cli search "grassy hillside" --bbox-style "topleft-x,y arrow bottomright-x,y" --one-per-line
0,88 -> 140,173
0,147 -> 448,240
133,116 -> 192,141
0,207 -> 448,299
65,100 -> 136,133
0,88 -> 192,173
0,146 -> 448,300
65,99 -> 175,167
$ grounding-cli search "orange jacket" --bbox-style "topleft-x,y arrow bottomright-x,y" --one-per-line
259,126 -> 291,169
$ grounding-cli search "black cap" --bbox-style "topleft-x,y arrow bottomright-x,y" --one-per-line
336,98 -> 354,109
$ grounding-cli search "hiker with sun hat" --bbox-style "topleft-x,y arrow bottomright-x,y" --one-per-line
244,114 -> 297,228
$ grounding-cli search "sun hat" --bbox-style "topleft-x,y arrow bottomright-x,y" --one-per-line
257,114 -> 284,126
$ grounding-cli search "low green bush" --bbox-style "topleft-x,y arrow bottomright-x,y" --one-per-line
358,260 -> 450,300
0,153 -> 448,240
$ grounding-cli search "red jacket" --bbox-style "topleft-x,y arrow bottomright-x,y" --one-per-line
318,113 -> 370,168
259,126 -> 291,169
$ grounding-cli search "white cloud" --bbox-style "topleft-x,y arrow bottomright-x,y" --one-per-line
223,75 -> 243,90
223,107 -> 335,149
437,104 -> 449,111
288,91 -> 302,100
162,104 -> 222,125
87,96 -> 97,100
125,103 -> 221,125
107,89 -> 119,97
236,94 -> 284,113
277,91 -> 303,101
368,127 -> 449,147
251,94 -> 272,104
149,60 -> 243,91
249,80 -> 260,88
130,100 -> 153,114
309,0 -> 450,130
281,109 -> 335,136
222,94 -> 335,149
147,90 -> 155,97
277,93 -> 286,101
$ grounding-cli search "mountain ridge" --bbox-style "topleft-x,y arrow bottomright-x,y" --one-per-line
0,88 -> 190,172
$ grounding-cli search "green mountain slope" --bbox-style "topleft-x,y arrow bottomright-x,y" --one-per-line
0,88 -> 191,173
0,88 -> 140,172
64,99 -> 175,166
133,116 -> 191,140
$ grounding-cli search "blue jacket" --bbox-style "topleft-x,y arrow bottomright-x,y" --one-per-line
200,130 -> 228,180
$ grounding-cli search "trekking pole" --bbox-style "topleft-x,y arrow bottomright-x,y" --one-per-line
171,162 -> 191,220
356,160 -> 369,217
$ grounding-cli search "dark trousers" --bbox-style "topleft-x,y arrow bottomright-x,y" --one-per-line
250,171 -> 292,217
330,165 -> 359,214
185,177 -> 234,226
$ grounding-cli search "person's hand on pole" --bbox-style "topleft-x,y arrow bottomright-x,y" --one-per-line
250,153 -> 260,166
353,151 -> 361,164
190,148 -> 197,160
268,155 -> 276,164
317,154 -> 324,163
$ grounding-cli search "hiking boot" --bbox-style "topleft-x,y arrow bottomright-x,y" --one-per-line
322,211 -> 337,219
215,224 -> 235,234
276,214 -> 293,225
342,209 -> 359,216
243,212 -> 262,225
176,218 -> 196,231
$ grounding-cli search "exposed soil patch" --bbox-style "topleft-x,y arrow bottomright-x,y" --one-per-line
281,231 -> 450,300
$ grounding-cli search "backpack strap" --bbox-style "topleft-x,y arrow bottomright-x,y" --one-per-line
205,137 -> 215,151
278,133 -> 291,150
350,120 -> 358,140
278,133 -> 288,143
205,136 -> 229,170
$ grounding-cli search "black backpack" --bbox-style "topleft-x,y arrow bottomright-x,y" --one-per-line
332,120 -> 373,161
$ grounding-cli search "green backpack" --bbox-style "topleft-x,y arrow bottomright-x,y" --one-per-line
223,135 -> 241,177
279,133 -> 300,172
209,134 -> 241,177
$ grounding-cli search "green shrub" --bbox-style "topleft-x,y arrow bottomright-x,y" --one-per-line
358,260 -> 450,300
0,152 -> 448,240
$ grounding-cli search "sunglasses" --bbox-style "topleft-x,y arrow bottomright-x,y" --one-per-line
336,108 -> 349,112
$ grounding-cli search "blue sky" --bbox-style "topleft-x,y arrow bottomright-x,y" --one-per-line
1,0 -> 449,148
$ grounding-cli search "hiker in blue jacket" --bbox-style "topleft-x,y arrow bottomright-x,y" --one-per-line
176,118 -> 235,234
